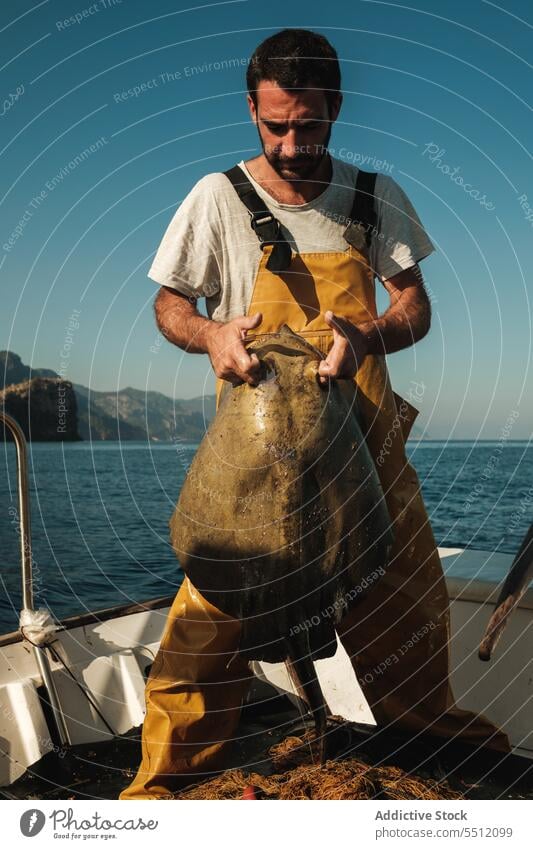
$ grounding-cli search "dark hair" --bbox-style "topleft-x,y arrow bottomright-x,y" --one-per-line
247,29 -> 341,108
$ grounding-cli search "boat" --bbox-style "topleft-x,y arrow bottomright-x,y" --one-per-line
1,411 -> 532,800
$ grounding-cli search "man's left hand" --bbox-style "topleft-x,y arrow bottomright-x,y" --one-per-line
317,310 -> 369,385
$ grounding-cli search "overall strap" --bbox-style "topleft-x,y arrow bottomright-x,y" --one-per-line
224,165 -> 292,274
343,169 -> 378,251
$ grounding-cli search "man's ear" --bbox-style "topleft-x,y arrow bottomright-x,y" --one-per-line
247,93 -> 258,125
329,92 -> 343,123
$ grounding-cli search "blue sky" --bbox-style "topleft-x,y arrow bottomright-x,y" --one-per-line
1,0 -> 532,438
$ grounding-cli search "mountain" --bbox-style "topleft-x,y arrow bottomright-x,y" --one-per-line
0,350 -> 58,386
73,383 -> 215,442
0,351 -> 215,442
0,377 -> 80,441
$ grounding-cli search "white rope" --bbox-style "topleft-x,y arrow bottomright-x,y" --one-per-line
19,608 -> 61,646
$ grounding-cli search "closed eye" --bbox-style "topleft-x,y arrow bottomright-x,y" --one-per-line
262,121 -> 323,133
264,122 -> 287,134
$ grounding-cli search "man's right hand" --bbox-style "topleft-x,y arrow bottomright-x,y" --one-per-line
206,312 -> 263,386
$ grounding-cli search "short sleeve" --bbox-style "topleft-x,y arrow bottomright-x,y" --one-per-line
373,175 -> 435,282
147,175 -> 222,299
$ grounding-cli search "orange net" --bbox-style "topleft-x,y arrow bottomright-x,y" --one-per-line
176,729 -> 463,800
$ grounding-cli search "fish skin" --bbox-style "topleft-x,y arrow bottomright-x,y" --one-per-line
170,326 -> 393,763
170,325 -> 393,663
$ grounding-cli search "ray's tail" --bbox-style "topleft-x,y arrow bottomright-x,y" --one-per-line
284,630 -> 329,765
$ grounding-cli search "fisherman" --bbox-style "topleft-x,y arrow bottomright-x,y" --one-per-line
120,28 -> 510,800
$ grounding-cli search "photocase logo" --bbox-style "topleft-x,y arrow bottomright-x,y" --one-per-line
20,809 -> 46,837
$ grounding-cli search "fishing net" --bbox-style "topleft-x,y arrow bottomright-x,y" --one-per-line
176,729 -> 463,800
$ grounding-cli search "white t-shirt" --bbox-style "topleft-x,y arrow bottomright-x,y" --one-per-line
147,156 -> 435,323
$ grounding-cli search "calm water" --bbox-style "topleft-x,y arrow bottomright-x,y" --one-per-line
0,441 -> 531,633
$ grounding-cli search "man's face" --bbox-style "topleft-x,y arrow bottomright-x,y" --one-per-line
247,81 -> 341,182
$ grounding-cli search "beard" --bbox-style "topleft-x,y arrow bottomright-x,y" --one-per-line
259,124 -> 333,182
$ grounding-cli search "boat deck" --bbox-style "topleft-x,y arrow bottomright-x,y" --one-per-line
1,549 -> 531,799
3,695 -> 532,801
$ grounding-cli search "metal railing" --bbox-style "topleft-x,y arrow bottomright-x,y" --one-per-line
1,410 -> 70,745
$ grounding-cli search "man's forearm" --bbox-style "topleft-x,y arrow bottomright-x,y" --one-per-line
357,289 -> 431,356
358,306 -> 428,355
154,287 -> 218,354
154,286 -> 264,385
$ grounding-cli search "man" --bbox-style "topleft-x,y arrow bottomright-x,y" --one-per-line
120,28 -> 510,800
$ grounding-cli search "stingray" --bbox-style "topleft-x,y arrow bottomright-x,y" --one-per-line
169,325 -> 393,762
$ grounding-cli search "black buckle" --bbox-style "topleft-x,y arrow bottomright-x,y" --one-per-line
249,211 -> 292,273
249,211 -> 280,246
250,211 -> 275,231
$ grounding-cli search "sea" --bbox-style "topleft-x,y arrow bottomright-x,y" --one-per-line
0,440 -> 531,634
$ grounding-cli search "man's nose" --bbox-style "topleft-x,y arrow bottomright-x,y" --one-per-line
281,129 -> 305,157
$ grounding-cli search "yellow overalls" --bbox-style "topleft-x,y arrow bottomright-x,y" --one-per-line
120,229 -> 510,801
